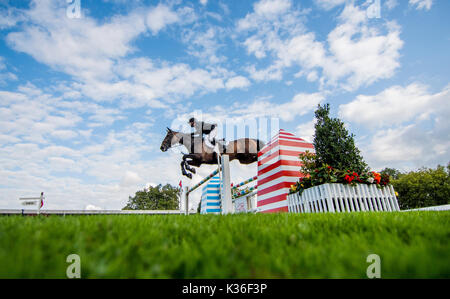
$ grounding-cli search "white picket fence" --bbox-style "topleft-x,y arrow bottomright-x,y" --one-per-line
233,191 -> 258,213
287,183 -> 400,213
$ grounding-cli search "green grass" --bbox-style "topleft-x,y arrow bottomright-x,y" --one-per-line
0,212 -> 449,278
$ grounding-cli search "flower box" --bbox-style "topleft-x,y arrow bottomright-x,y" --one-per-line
287,183 -> 400,213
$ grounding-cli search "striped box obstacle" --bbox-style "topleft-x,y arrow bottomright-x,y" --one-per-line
200,174 -> 222,214
257,129 -> 315,213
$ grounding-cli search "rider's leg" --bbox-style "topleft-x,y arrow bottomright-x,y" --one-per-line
204,127 -> 218,149
204,136 -> 214,149
207,127 -> 220,154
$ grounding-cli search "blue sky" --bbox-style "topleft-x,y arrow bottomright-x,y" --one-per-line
0,0 -> 449,210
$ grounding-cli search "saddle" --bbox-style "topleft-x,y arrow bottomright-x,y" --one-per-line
212,138 -> 227,153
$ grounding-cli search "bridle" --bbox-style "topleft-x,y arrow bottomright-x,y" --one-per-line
165,131 -> 184,151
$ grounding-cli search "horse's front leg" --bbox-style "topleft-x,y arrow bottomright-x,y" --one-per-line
183,154 -> 197,174
180,159 -> 192,179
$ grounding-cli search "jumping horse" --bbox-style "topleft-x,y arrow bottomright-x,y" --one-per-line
160,128 -> 265,179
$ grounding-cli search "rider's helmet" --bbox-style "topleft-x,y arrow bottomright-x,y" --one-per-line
188,117 -> 197,126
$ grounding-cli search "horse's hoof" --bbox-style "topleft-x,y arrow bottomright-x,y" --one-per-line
191,168 -> 196,174
187,173 -> 192,179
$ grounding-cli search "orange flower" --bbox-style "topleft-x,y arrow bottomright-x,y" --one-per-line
372,172 -> 381,184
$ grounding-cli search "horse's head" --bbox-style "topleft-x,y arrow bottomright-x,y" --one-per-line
160,127 -> 181,152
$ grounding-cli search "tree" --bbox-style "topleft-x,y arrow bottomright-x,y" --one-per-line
313,104 -> 368,173
380,167 -> 402,180
123,184 -> 180,210
391,164 -> 450,209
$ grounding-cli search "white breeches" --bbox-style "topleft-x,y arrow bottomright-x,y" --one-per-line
204,127 -> 218,149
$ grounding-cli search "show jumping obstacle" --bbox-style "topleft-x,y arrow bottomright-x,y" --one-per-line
183,155 -> 232,215
184,129 -> 315,214
231,176 -> 258,213
185,129 -> 400,215
257,130 -> 314,213
200,174 -> 222,214
198,174 -> 258,214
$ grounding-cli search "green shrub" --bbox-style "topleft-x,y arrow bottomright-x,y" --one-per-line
123,184 -> 180,210
391,164 -> 450,209
313,103 -> 368,174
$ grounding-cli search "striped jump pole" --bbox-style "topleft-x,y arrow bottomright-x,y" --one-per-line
184,167 -> 221,215
230,176 -> 258,213
183,154 -> 232,215
231,176 -> 257,191
233,185 -> 257,200
186,167 -> 221,195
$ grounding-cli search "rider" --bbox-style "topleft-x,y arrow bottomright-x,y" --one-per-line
188,117 -> 219,154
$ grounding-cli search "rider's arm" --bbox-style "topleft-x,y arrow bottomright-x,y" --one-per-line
202,122 -> 217,133
193,121 -> 203,135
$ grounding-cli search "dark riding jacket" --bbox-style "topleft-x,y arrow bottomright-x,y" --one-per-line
192,121 -> 216,136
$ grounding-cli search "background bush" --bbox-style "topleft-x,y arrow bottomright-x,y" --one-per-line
313,104 -> 368,174
383,164 -> 450,209
123,184 -> 180,210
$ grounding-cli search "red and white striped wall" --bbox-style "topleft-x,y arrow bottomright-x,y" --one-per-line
257,129 -> 315,213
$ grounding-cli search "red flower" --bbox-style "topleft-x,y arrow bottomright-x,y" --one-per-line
344,174 -> 354,183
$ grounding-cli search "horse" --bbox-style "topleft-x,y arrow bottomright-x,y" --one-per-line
160,128 -> 265,179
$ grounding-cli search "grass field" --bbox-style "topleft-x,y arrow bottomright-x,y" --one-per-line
0,211 -> 449,278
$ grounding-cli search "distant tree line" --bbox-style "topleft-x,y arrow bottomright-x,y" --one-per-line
123,184 -> 180,210
381,164 -> 450,210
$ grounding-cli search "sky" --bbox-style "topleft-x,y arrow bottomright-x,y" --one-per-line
0,0 -> 449,210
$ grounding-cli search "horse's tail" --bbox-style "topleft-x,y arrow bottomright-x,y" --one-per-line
256,139 -> 265,153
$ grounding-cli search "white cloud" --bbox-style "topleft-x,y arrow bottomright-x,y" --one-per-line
0,84 -> 129,145
0,86 -> 184,210
4,1 -> 245,111
246,64 -> 284,82
50,130 -> 79,140
182,27 -> 226,64
243,36 -> 267,58
199,0 -> 208,6
0,7 -> 24,29
254,0 -> 292,17
212,92 -> 324,122
385,0 -> 398,10
409,0 -> 433,11
120,171 -> 144,187
296,119 -> 316,142
314,0 -> 347,10
340,83 -> 450,170
6,1 -> 193,83
339,83 -> 435,127
6,1 -> 150,81
146,4 -> 180,34
0,57 -> 17,84
238,2 -> 403,91
364,122 -> 449,171
225,76 -> 251,90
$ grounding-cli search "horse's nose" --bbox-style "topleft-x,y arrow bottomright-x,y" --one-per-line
160,146 -> 164,151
